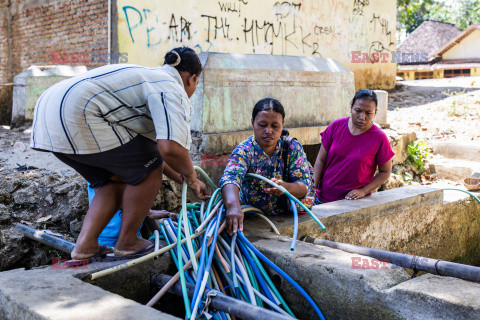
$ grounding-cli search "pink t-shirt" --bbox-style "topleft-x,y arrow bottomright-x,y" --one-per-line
316,117 -> 395,203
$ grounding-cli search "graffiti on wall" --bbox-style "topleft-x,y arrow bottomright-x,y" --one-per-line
117,0 -> 396,69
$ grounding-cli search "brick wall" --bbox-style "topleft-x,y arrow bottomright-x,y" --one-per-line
0,0 -> 109,124
0,0 -> 12,123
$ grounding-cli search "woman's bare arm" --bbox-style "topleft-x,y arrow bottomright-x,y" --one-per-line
264,179 -> 308,198
345,160 -> 392,200
313,145 -> 328,189
222,184 -> 244,236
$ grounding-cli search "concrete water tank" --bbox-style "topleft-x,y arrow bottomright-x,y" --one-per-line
190,52 -> 355,156
11,65 -> 88,126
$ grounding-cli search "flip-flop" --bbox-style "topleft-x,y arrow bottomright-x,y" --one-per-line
113,241 -> 155,260
65,245 -> 115,268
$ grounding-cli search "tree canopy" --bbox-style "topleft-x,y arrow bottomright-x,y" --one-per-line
398,0 -> 480,34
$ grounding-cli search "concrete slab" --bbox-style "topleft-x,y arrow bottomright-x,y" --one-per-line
269,185 -> 480,266
0,258 -> 180,320
430,140 -> 480,163
248,235 -> 480,320
384,274 -> 480,320
244,233 -> 407,319
430,156 -> 480,182
310,185 -> 441,218
274,185 -> 442,241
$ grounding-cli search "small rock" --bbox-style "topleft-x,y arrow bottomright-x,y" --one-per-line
25,171 -> 42,179
26,247 -> 49,269
54,183 -> 73,195
379,174 -> 405,191
164,190 -> 180,211
36,215 -> 52,223
45,194 -> 53,205
0,228 -> 29,270
70,219 -> 83,237
13,141 -> 26,153
0,204 -> 10,224
0,189 -> 12,204
13,184 -> 40,204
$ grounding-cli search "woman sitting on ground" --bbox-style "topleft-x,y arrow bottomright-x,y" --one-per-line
220,98 -> 312,235
314,89 -> 394,204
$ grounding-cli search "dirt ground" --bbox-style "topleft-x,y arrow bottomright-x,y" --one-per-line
0,76 -> 479,271
388,76 -> 480,143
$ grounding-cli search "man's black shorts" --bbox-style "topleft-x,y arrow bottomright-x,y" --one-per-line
54,135 -> 163,188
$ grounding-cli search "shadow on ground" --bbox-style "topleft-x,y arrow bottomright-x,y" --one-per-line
387,83 -> 480,110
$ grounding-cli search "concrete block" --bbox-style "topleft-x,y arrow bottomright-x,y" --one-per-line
430,157 -> 480,181
374,89 -> 388,127
383,129 -> 417,165
275,185 -> 443,244
383,274 -> 480,320
430,140 -> 480,162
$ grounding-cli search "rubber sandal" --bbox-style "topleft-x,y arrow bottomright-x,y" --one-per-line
113,241 -> 155,260
64,245 -> 114,268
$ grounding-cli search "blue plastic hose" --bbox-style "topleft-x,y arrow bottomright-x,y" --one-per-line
245,173 -> 326,230
290,199 -> 298,251
237,231 -> 326,320
190,208 -> 223,318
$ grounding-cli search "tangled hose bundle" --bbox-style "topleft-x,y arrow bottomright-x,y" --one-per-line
147,168 -> 327,320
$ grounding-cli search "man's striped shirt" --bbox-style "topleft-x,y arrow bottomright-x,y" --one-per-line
30,64 -> 191,154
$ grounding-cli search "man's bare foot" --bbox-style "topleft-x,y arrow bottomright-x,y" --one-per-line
71,243 -> 113,260
113,237 -> 153,257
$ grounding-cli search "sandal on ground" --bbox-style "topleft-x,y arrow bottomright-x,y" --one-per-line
65,245 -> 115,268
113,241 -> 155,260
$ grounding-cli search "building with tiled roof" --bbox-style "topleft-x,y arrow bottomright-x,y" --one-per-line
397,20 -> 480,80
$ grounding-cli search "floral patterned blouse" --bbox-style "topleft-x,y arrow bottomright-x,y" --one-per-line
219,135 -> 312,215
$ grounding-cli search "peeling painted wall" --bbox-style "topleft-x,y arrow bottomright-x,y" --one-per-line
116,0 -> 397,90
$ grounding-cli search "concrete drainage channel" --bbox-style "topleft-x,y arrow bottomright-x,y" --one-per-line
1,185 -> 480,319
429,140 -> 480,182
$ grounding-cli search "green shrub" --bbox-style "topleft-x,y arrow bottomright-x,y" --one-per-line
407,140 -> 431,172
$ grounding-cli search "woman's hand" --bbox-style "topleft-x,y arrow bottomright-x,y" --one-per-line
187,178 -> 211,200
226,205 -> 244,236
345,188 -> 367,200
264,177 -> 286,196
264,178 -> 308,199
157,140 -> 210,200
148,209 -> 178,221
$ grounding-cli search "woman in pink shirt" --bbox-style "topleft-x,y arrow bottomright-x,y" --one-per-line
314,89 -> 394,203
